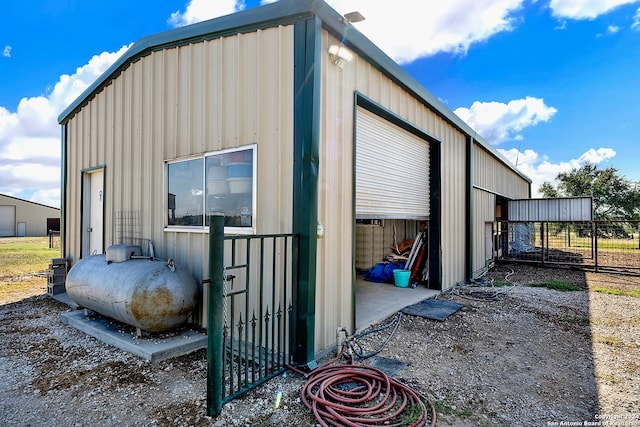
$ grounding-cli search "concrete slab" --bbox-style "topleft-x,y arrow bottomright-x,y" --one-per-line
49,292 -> 80,309
355,277 -> 439,331
60,310 -> 207,363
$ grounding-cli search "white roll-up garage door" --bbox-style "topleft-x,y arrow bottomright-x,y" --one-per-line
0,205 -> 16,236
355,107 -> 430,219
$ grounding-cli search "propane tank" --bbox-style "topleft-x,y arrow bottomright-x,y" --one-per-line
66,247 -> 198,332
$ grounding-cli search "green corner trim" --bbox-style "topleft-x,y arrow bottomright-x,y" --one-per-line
291,15 -> 321,365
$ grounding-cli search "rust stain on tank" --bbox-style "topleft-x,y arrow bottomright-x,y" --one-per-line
130,286 -> 175,331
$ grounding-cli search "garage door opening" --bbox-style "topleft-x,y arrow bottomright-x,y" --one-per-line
354,104 -> 438,330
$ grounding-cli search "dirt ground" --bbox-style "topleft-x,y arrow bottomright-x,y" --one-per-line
1,263 -> 639,426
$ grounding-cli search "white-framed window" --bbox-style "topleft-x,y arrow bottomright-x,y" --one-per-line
166,145 -> 256,233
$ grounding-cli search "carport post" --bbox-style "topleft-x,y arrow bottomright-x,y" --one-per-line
207,213 -> 224,416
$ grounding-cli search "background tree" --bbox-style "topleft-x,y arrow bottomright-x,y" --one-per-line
539,162 -> 640,220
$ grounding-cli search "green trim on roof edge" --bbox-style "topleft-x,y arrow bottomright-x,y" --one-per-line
57,0 -> 313,124
57,0 -> 530,185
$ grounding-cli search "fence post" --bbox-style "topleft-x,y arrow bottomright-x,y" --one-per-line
540,222 -> 545,265
593,221 -> 599,272
207,213 -> 225,416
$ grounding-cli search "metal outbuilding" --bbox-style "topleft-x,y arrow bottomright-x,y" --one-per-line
0,193 -> 60,237
57,0 -> 531,359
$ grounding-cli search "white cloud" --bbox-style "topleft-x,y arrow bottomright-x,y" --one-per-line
549,0 -> 640,20
555,19 -> 568,30
0,46 -> 130,208
578,147 -> 617,163
633,7 -> 640,29
327,0 -> 525,63
498,147 -> 617,196
166,0 -> 526,64
3,45 -> 11,58
454,97 -> 557,145
607,24 -> 620,33
168,0 -> 245,27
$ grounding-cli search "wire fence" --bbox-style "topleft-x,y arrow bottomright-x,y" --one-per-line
500,220 -> 640,274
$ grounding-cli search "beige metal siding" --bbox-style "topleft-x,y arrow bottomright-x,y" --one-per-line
317,31 -> 468,349
63,26 -> 295,326
473,144 -> 530,198
438,124 -> 468,290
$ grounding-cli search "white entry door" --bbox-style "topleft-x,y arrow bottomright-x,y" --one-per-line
82,169 -> 104,257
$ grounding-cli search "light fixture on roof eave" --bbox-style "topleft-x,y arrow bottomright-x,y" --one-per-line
328,44 -> 354,69
342,11 -> 365,25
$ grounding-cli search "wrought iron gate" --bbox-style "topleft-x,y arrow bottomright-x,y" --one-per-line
207,214 -> 298,415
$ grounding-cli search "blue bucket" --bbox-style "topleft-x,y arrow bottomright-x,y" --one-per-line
393,269 -> 411,288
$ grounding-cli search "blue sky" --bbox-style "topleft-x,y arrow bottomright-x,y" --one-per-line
1,0 -> 639,208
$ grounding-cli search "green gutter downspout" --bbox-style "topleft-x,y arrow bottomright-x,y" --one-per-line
466,136 -> 474,282
291,15 -> 321,366
428,142 -> 443,290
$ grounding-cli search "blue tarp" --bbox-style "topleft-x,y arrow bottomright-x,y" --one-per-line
363,262 -> 405,283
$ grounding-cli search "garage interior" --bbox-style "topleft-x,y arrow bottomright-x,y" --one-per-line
355,219 -> 438,330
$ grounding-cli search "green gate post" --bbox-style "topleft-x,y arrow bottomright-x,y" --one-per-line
207,213 -> 225,416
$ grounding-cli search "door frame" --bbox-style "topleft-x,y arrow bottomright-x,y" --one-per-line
81,166 -> 106,258
352,94 -> 443,329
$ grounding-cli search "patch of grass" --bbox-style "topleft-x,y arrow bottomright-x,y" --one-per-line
595,335 -> 625,347
559,315 -> 590,326
593,287 -> 640,299
492,280 -> 512,287
625,361 -> 640,376
0,237 -> 60,278
433,400 -> 472,418
528,279 -> 581,292
400,401 -> 428,425
0,237 -> 58,304
595,373 -> 620,384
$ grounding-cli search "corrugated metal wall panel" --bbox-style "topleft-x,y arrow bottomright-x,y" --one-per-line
355,106 -> 430,219
473,145 -> 529,198
63,26 -> 295,327
439,125 -> 467,288
316,36 -> 357,346
316,31 -> 471,347
508,197 -> 593,221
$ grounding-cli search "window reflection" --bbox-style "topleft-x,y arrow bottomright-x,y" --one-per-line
206,148 -> 253,227
167,146 -> 254,229
167,158 -> 204,226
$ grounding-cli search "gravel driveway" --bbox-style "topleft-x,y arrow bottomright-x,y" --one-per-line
1,264 -> 639,426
